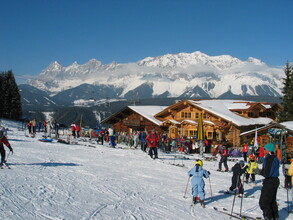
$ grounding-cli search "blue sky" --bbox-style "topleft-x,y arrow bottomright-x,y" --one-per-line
1,0 -> 293,83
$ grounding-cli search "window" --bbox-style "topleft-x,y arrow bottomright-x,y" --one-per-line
181,112 -> 192,118
207,132 -> 213,139
195,113 -> 199,118
203,113 -> 207,119
189,130 -> 196,136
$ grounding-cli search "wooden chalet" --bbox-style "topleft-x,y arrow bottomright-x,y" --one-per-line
101,105 -> 167,134
154,100 -> 281,146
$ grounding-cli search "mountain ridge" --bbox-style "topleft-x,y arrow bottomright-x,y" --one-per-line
25,51 -> 284,102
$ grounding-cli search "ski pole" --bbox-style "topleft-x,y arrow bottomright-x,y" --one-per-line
230,173 -> 240,216
208,176 -> 213,200
6,151 -> 11,162
183,176 -> 191,198
239,174 -> 245,216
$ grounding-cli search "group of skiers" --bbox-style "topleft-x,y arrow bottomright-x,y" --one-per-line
188,142 -> 285,220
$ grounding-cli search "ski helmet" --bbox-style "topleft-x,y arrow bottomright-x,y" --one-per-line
194,159 -> 203,166
239,160 -> 245,166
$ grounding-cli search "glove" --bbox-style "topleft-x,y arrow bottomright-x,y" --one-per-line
8,146 -> 13,154
189,174 -> 193,177
208,171 -> 211,175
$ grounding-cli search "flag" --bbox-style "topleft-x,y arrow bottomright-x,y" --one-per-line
254,127 -> 258,148
197,113 -> 204,141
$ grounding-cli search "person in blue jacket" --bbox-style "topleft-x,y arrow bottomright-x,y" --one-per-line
188,159 -> 210,207
259,143 -> 279,220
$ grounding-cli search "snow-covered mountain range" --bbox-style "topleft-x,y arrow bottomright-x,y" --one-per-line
25,51 -> 284,101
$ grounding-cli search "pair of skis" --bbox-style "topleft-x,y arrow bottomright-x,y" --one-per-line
213,207 -> 262,220
0,162 -> 11,169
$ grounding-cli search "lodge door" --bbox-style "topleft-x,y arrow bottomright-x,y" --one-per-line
170,127 -> 178,139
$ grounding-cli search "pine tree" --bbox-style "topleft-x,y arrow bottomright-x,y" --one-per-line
0,70 -> 22,120
280,62 -> 293,122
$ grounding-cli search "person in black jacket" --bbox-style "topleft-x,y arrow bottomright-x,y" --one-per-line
259,143 -> 279,220
227,160 -> 247,195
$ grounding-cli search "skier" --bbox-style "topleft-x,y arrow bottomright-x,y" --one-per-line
76,124 -> 81,138
242,143 -> 249,162
259,143 -> 280,220
0,128 -> 13,166
139,131 -> 147,152
71,123 -> 76,138
108,127 -> 116,147
245,154 -> 258,185
227,160 -> 247,196
188,159 -> 210,207
217,145 -> 229,172
145,129 -> 160,159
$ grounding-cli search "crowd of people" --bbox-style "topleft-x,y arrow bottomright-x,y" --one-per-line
0,120 -> 292,219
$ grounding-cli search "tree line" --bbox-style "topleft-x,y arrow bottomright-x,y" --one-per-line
280,63 -> 293,122
0,70 -> 22,120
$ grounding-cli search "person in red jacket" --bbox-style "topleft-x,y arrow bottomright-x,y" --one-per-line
217,145 -> 229,172
242,143 -> 249,162
0,129 -> 13,165
71,123 -> 76,138
75,124 -> 81,138
258,145 -> 265,164
146,129 -> 160,159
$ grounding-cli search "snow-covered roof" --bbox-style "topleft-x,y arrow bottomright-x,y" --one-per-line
128,106 -> 168,126
162,119 -> 181,124
188,99 -> 274,126
280,121 -> 293,131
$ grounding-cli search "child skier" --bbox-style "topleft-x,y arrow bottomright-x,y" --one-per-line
0,128 -> 13,166
227,160 -> 247,196
245,154 -> 258,185
188,159 -> 210,207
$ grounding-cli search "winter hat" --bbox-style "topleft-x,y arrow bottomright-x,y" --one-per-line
239,160 -> 245,166
264,143 -> 275,152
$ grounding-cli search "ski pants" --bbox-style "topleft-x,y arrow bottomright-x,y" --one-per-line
259,177 -> 279,219
149,147 -> 158,158
141,142 -> 147,152
191,181 -> 205,201
219,156 -> 228,170
229,175 -> 244,194
109,136 -> 116,147
245,173 -> 255,182
0,144 -> 6,163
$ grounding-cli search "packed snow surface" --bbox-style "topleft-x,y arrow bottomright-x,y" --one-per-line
0,120 -> 291,220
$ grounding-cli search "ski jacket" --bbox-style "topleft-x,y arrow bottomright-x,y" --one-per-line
246,160 -> 258,174
0,136 -> 11,148
220,148 -> 229,157
139,132 -> 146,143
76,125 -> 81,132
242,144 -> 249,153
108,128 -> 114,136
232,163 -> 246,177
146,133 -> 160,148
258,147 -> 264,157
261,153 -> 279,178
71,124 -> 76,131
188,165 -> 209,186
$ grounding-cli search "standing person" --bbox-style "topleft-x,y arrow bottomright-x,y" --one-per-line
227,160 -> 247,196
245,154 -> 258,185
259,143 -> 280,220
188,159 -> 210,207
217,145 -> 229,172
145,129 -> 160,159
139,131 -> 147,152
0,129 -> 13,165
76,124 -> 81,138
242,143 -> 249,162
71,123 -> 76,138
31,118 -> 37,136
108,127 -> 116,147
258,145 -> 265,164
99,129 -> 106,145
46,120 -> 53,138
287,158 -> 293,189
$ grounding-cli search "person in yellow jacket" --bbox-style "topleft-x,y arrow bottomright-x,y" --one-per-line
287,158 -> 293,188
245,154 -> 258,185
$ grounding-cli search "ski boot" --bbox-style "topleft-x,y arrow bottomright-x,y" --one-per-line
200,200 -> 205,208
